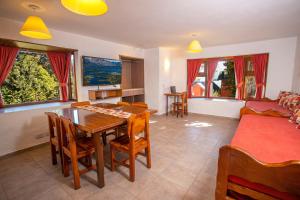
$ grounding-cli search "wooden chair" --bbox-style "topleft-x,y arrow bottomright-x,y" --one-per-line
110,111 -> 151,182
117,101 -> 130,106
60,116 -> 96,190
71,101 -> 91,108
131,102 -> 148,109
172,92 -> 188,117
45,112 -> 63,168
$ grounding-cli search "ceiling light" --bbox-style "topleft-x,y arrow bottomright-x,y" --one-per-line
187,39 -> 203,53
20,16 -> 52,40
61,0 -> 108,16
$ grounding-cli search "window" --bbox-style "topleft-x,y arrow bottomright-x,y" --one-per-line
0,49 -> 76,106
192,63 -> 206,97
210,60 -> 236,98
189,54 -> 268,100
243,57 -> 256,99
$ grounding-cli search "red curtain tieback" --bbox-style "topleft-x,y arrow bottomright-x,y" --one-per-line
256,83 -> 264,88
237,82 -> 244,88
60,83 -> 67,87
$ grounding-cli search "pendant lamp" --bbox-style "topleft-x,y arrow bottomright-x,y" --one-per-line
187,39 -> 203,53
61,0 -> 108,16
20,16 -> 52,40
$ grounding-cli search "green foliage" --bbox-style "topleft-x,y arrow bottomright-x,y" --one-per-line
107,72 -> 121,86
223,61 -> 236,97
1,51 -> 59,105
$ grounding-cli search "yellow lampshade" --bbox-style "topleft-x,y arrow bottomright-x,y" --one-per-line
187,40 -> 203,53
61,0 -> 108,16
20,16 -> 52,40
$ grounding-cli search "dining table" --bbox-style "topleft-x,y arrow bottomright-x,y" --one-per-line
51,103 -> 156,188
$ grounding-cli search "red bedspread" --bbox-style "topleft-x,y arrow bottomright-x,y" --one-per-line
230,115 -> 300,199
231,115 -> 300,163
246,101 -> 290,115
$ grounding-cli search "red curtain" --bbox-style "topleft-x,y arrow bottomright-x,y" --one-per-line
207,59 -> 219,97
47,52 -> 71,102
0,46 -> 19,107
187,59 -> 202,98
234,56 -> 245,100
251,53 -> 268,99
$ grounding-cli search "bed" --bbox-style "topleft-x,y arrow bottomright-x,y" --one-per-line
215,115 -> 300,200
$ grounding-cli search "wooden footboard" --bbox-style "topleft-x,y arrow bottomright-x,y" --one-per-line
215,145 -> 300,200
245,97 -> 278,102
239,106 -> 289,119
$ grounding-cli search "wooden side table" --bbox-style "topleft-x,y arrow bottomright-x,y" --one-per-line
164,92 -> 183,116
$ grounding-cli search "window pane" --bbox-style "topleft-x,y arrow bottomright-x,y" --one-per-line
1,50 -> 60,105
244,76 -> 256,99
192,76 -> 206,97
199,63 -> 205,73
246,60 -> 254,72
68,54 -> 77,100
211,61 -> 236,98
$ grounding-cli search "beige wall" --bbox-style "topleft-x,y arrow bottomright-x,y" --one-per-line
292,37 -> 300,93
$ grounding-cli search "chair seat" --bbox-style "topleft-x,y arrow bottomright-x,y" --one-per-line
77,138 -> 95,150
110,135 -> 148,152
76,138 -> 95,158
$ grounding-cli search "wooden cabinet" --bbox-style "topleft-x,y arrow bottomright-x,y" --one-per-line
122,88 -> 144,97
120,56 -> 145,103
88,89 -> 122,100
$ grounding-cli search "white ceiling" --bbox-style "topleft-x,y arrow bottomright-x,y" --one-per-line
0,0 -> 300,48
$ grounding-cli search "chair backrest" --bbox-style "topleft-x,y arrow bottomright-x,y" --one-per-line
117,101 -> 130,106
45,112 -> 59,138
127,111 -> 150,144
71,101 -> 91,108
60,116 -> 77,150
131,102 -> 148,109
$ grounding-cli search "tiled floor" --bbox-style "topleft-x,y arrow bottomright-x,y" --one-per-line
0,113 -> 239,200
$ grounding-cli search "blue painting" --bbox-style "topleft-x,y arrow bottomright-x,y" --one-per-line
82,56 -> 122,86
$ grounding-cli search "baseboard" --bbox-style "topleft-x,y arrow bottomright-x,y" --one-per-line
0,142 -> 49,160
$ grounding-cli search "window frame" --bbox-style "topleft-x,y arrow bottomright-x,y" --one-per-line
188,54 -> 268,100
1,48 -> 78,108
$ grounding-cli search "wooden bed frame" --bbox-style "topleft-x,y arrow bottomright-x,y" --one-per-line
215,145 -> 300,200
239,106 -> 289,119
240,98 -> 289,119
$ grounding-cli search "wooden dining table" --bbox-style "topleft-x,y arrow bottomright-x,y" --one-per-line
52,103 -> 156,188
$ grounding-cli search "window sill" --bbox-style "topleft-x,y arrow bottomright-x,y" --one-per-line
0,101 -> 74,114
189,97 -> 245,103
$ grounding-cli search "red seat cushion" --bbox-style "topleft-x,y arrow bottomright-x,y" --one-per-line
228,175 -> 300,200
246,101 -> 290,116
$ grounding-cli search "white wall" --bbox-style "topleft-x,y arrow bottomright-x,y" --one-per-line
169,37 -> 297,118
144,47 -> 184,114
292,37 -> 300,93
0,17 -> 145,156
0,104 -> 70,156
144,48 -> 160,110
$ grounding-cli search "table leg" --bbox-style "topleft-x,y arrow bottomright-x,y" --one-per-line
166,96 -> 168,116
93,132 -> 105,188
